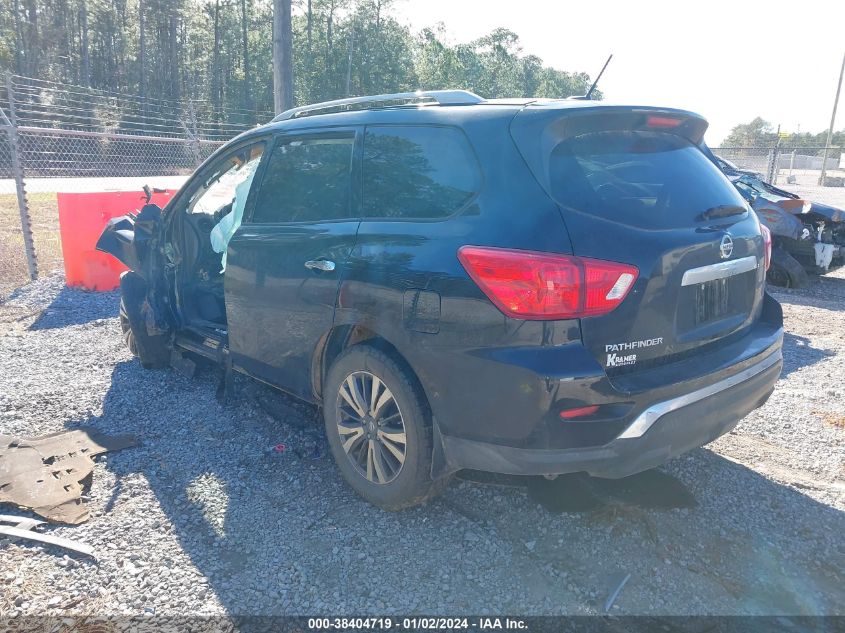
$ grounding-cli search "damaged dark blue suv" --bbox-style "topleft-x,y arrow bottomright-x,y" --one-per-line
98,91 -> 784,509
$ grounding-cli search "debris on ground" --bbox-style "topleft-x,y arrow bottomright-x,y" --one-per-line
266,437 -> 324,460
0,514 -> 95,558
0,428 -> 137,523
604,573 -> 632,613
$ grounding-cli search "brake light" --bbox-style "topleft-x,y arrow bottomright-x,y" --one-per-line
646,115 -> 683,128
457,246 -> 638,320
760,224 -> 772,270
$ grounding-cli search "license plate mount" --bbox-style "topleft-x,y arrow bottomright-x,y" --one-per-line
695,278 -> 730,324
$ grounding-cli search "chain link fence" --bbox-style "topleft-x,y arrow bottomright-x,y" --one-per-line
0,72 -> 271,298
712,145 -> 844,188
2,72 -> 844,299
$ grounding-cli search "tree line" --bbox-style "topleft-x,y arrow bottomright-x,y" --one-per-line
722,117 -> 844,149
0,0 -> 598,122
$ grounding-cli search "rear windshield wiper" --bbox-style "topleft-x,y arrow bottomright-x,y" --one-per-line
699,204 -> 748,221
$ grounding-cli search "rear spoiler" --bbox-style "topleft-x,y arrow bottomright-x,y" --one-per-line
512,105 -> 708,145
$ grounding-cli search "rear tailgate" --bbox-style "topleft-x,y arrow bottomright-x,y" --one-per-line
510,104 -> 767,374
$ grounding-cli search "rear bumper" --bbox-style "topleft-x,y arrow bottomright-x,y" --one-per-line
437,346 -> 782,478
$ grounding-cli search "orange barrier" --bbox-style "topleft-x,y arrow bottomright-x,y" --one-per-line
57,190 -> 176,291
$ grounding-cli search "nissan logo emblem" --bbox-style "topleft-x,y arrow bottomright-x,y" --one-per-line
719,235 -> 734,259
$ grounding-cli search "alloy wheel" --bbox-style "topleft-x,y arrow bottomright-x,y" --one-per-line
335,371 -> 407,484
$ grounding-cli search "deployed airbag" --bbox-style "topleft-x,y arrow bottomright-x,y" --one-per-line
210,161 -> 260,271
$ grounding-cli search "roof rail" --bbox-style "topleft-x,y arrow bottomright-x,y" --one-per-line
271,90 -> 484,122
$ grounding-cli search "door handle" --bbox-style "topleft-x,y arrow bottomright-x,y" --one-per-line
304,259 -> 336,272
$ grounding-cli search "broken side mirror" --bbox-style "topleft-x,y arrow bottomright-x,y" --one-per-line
142,184 -> 167,204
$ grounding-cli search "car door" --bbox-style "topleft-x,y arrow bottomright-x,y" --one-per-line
225,127 -> 361,400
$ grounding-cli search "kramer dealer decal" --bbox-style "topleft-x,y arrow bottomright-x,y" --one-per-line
605,337 -> 663,367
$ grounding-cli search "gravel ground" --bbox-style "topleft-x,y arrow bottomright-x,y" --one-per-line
783,182 -> 845,209
0,267 -> 843,619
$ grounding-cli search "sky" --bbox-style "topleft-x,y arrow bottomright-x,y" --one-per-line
392,0 -> 845,145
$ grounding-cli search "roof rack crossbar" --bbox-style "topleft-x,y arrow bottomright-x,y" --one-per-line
272,90 -> 484,122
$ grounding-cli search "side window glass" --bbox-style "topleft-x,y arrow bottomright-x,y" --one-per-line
251,135 -> 355,223
189,144 -> 265,215
363,126 -> 480,219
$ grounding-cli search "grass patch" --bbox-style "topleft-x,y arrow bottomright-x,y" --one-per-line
0,192 -> 64,298
814,410 -> 845,429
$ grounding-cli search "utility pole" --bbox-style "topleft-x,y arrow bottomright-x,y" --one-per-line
80,0 -> 90,86
767,124 -> 782,184
345,17 -> 356,96
139,0 -> 146,120
273,0 -> 294,114
241,0 -> 251,114
819,51 -> 845,186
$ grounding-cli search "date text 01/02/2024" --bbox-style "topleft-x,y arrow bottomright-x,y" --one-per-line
306,617 -> 528,630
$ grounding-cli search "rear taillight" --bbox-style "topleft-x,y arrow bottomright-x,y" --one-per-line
457,246 -> 638,320
760,225 -> 772,270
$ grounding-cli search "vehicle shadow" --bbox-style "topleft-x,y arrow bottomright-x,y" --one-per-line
69,358 -> 845,616
24,286 -> 119,330
772,291 -> 845,312
780,331 -> 834,378
769,273 -> 845,309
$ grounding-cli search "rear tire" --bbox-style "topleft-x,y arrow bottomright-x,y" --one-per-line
323,345 -> 448,510
768,248 -> 808,288
119,272 -> 171,369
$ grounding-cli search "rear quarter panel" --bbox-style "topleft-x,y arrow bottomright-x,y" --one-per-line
338,111 -> 582,442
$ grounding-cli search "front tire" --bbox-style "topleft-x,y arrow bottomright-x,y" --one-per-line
323,345 -> 447,510
768,248 -> 808,288
119,272 -> 171,369
119,297 -> 140,357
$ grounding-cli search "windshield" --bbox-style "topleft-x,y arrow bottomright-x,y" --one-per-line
734,177 -> 782,203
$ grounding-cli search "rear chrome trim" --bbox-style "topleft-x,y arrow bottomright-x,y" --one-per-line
616,349 -> 781,439
681,255 -> 758,286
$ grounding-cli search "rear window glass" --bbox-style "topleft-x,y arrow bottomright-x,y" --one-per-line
549,131 -> 747,229
363,125 -> 480,219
